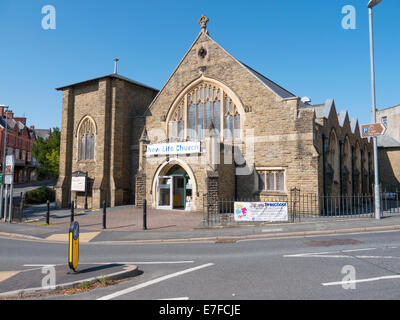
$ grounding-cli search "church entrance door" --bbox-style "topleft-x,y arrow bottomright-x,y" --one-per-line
156,165 -> 193,211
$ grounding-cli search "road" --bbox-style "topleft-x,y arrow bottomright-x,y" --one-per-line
1,230 -> 400,300
12,180 -> 55,198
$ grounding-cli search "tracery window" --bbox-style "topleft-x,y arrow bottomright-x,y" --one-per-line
78,118 -> 96,161
169,82 -> 241,141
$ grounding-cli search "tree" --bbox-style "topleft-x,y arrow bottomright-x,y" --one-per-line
32,128 -> 60,180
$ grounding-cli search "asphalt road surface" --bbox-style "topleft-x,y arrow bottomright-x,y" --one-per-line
1,230 -> 400,300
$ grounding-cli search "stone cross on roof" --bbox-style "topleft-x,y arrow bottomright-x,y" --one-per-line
198,15 -> 209,32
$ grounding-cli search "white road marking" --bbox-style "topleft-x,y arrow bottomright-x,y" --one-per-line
97,263 -> 214,300
87,261 -> 195,265
354,256 -> 400,259
158,297 -> 190,300
23,264 -> 57,267
342,248 -> 377,253
284,251 -> 339,258
285,251 -> 400,260
298,254 -> 353,258
284,251 -> 346,258
284,247 -> 378,258
322,275 -> 400,286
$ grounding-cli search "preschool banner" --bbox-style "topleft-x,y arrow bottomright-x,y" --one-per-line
234,202 -> 288,222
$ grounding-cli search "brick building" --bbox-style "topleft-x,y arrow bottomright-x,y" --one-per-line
56,17 -> 374,211
0,107 -> 39,183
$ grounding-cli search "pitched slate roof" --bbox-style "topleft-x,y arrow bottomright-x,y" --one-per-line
311,99 -> 334,119
240,63 -> 297,99
377,135 -> 400,148
349,119 -> 359,135
56,73 -> 159,92
337,110 -> 348,127
0,118 -> 12,130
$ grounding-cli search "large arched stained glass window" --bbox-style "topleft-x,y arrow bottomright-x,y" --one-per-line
78,117 -> 96,161
169,82 -> 241,141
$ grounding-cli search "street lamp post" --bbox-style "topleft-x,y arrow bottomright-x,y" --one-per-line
368,0 -> 383,220
0,105 -> 9,221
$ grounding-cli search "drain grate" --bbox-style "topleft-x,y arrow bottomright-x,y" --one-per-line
305,238 -> 362,247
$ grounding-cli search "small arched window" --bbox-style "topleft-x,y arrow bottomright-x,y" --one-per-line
169,82 -> 241,141
78,118 -> 96,161
170,101 -> 185,140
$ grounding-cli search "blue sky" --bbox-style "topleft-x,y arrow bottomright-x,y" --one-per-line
0,0 -> 399,129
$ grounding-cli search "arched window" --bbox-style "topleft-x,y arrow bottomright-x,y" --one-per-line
354,142 -> 362,195
343,137 -> 352,196
328,131 -> 339,185
169,82 -> 241,141
78,117 -> 96,161
170,101 -> 185,140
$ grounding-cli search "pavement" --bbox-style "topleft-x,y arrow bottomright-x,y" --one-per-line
1,203 -> 400,244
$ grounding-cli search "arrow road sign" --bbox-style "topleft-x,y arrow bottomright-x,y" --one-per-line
361,123 -> 387,138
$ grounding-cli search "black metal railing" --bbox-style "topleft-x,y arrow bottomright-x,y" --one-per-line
202,188 -> 400,226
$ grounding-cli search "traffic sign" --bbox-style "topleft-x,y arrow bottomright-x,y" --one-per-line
68,221 -> 79,272
361,123 -> 387,138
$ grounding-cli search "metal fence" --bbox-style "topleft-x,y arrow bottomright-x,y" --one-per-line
202,189 -> 400,226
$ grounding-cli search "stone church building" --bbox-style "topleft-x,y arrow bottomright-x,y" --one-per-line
56,16 -> 374,212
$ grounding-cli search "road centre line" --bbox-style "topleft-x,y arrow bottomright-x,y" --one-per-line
23,264 -> 57,267
341,248 -> 377,253
353,256 -> 400,259
284,251 -> 346,258
23,261 -> 194,267
97,263 -> 214,300
87,261 -> 195,265
158,297 -> 190,300
294,254 -> 353,258
284,247 -> 378,258
322,275 -> 400,286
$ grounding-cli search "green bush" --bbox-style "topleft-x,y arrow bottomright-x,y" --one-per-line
25,186 -> 55,205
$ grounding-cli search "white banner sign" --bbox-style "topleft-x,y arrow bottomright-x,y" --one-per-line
147,142 -> 201,156
6,155 -> 15,168
71,176 -> 86,192
234,202 -> 288,222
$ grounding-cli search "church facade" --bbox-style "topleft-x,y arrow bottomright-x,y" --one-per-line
56,16 -> 374,212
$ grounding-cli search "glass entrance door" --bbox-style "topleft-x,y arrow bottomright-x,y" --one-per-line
157,176 -> 173,210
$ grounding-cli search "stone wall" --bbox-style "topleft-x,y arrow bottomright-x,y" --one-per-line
377,105 -> 400,142
378,147 -> 400,190
143,31 -> 322,209
56,88 -> 75,208
314,101 -> 374,198
56,76 -> 158,209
